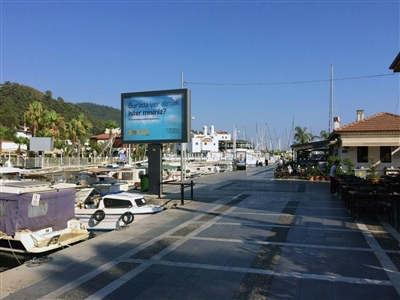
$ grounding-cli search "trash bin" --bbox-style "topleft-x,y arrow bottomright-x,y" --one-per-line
140,174 -> 148,192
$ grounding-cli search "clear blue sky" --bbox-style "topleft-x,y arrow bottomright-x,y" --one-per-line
1,0 -> 399,150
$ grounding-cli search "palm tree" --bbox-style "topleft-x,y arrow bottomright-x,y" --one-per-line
85,140 -> 102,159
319,130 -> 330,140
13,135 -> 29,155
293,126 -> 313,144
78,114 -> 92,136
105,120 -> 119,138
42,110 -> 65,140
35,128 -> 53,138
54,138 -> 68,155
104,120 -> 119,157
0,125 -> 15,155
65,119 -> 86,157
76,114 -> 92,157
24,101 -> 44,137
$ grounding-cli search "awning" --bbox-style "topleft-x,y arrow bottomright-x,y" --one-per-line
341,136 -> 400,147
389,52 -> 400,72
290,140 -> 337,151
44,149 -> 63,155
84,167 -> 117,173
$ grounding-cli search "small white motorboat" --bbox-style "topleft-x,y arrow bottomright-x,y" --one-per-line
75,192 -> 164,231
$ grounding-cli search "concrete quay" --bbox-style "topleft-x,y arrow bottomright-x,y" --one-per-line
1,166 -> 400,299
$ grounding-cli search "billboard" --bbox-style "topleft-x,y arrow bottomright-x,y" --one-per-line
121,89 -> 191,144
30,137 -> 54,151
235,150 -> 247,170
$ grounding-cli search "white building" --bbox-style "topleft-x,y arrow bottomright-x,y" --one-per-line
329,110 -> 400,175
177,125 -> 231,160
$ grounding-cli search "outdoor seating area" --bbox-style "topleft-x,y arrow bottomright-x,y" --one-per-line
297,166 -> 308,179
274,165 -> 291,178
294,164 -> 330,181
337,175 -> 400,229
384,167 -> 400,177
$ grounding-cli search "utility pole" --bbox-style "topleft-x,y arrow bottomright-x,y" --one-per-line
329,63 -> 334,133
233,124 -> 237,166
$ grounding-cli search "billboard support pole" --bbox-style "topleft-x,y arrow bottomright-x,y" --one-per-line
180,72 -> 186,182
121,86 -> 190,185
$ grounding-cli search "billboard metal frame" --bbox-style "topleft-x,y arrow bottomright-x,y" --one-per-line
121,89 -> 191,144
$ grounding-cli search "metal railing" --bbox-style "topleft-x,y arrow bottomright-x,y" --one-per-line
1,156 -> 129,169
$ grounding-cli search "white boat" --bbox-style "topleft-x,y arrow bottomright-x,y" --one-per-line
163,165 -> 191,181
107,165 -> 147,190
75,168 -> 130,194
0,178 -> 89,254
214,162 -> 233,172
76,187 -> 95,202
75,191 -> 164,231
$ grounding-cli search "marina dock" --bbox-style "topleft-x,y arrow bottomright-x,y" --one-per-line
1,166 -> 400,299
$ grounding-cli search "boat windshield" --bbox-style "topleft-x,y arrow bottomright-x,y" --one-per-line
134,198 -> 148,207
103,198 -> 132,208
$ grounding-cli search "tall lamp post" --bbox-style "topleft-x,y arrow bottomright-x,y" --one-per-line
180,116 -> 195,182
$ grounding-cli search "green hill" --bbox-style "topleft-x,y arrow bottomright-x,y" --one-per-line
0,81 -> 121,135
76,102 -> 121,126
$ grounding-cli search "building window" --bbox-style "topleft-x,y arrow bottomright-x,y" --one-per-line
380,146 -> 391,163
357,147 -> 368,163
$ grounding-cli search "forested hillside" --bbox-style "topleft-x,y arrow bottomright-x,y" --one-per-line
0,81 -> 121,135
76,103 -> 121,126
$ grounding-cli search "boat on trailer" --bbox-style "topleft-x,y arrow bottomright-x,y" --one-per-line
0,177 -> 89,254
75,191 -> 164,231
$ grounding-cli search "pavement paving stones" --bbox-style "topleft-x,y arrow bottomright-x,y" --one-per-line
1,166 -> 399,299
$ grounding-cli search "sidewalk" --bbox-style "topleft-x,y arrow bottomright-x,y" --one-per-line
1,167 -> 400,299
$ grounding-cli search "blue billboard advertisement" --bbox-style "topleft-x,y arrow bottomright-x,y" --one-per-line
121,89 -> 191,144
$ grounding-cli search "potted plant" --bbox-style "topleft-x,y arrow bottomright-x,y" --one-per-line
367,173 -> 380,184
321,167 -> 330,181
342,157 -> 355,176
306,168 -> 314,181
307,173 -> 314,181
308,166 -> 319,180
313,166 -> 323,181
365,157 -> 381,183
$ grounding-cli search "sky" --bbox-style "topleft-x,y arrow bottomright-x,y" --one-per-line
1,0 -> 399,150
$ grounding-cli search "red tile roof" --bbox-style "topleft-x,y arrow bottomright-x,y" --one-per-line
89,133 -> 123,147
90,133 -> 121,140
334,112 -> 400,133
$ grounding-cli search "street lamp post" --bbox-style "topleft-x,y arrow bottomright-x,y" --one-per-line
180,116 -> 195,182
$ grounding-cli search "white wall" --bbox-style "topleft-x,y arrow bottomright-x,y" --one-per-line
338,146 -> 400,174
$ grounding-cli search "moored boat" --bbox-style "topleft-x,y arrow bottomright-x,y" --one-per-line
107,165 -> 147,190
75,168 -> 130,194
0,178 -> 89,254
75,191 -> 164,231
